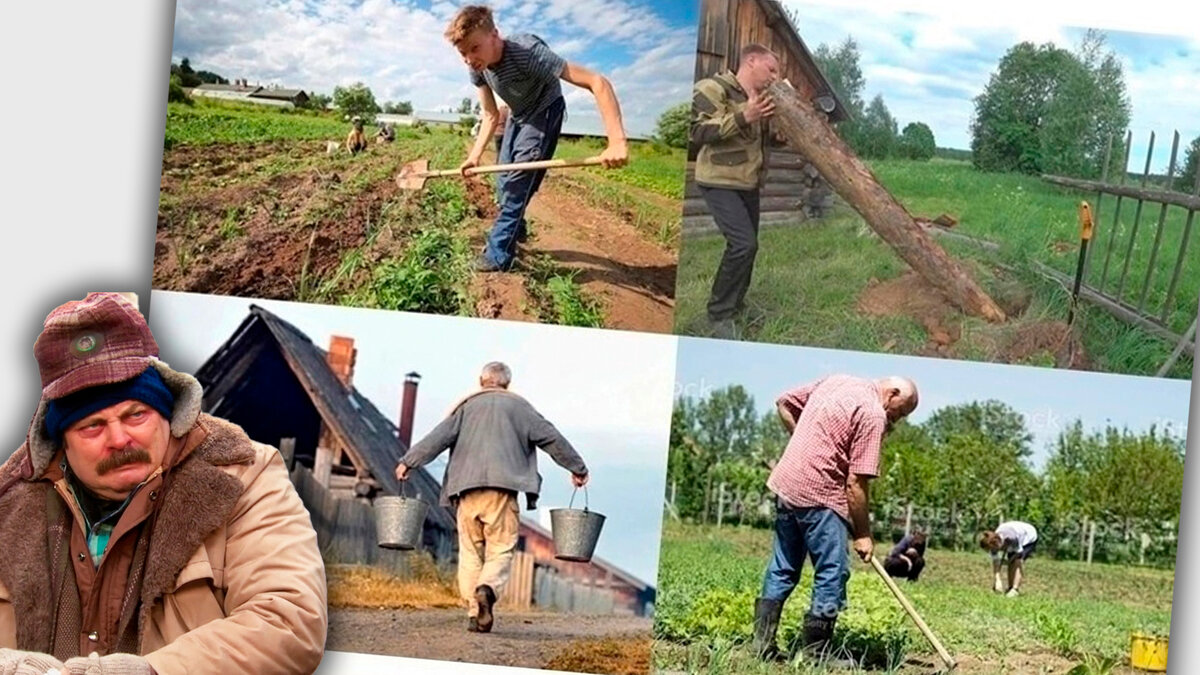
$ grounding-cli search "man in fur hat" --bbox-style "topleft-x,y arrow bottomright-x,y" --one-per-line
0,293 -> 327,674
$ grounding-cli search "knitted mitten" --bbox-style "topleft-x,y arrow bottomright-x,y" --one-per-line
61,653 -> 153,675
0,648 -> 66,675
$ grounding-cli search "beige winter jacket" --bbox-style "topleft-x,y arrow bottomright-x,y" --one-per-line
0,359 -> 328,674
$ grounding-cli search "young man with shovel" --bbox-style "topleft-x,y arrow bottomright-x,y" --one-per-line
753,375 -> 919,664
394,362 -> 589,633
444,5 -> 630,272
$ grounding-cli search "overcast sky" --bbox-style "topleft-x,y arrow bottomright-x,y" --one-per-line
170,0 -> 698,137
149,290 -> 675,585
676,336 -> 1191,472
783,0 -> 1200,173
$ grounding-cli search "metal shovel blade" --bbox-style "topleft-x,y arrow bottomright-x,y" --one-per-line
396,159 -> 430,190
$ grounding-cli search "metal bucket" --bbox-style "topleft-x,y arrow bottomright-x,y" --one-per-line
374,494 -> 429,550
550,488 -> 606,562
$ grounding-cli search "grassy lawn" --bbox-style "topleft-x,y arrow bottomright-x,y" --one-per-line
675,159 -> 1196,378
654,522 -> 1173,674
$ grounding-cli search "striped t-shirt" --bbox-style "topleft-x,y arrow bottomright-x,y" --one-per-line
470,34 -> 565,122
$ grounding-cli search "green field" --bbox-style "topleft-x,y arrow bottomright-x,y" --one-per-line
654,522 -> 1174,674
675,158 -> 1196,378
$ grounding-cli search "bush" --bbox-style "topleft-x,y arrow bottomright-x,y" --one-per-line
655,102 -> 691,149
899,122 -> 936,161
168,74 -> 191,104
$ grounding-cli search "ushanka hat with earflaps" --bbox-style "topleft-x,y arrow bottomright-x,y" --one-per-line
33,293 -> 177,441
34,293 -> 158,400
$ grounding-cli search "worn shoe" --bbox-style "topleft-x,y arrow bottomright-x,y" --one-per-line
752,597 -> 784,660
474,584 -> 497,633
473,254 -> 506,273
1005,588 -> 1020,598
709,318 -> 740,340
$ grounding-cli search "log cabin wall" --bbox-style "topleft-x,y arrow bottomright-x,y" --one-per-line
685,0 -> 842,236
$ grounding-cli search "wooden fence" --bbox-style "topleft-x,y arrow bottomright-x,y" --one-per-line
534,567 -> 620,615
1041,128 -> 1199,361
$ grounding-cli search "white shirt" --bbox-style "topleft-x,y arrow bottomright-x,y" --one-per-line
993,520 -> 1038,558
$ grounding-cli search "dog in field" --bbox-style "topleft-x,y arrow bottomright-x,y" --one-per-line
346,117 -> 368,155
883,531 -> 927,581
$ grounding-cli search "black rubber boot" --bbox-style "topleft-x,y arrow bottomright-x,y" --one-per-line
802,612 -> 854,667
752,598 -> 784,660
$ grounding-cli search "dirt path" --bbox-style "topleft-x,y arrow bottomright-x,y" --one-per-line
470,174 -> 677,332
326,607 -> 651,670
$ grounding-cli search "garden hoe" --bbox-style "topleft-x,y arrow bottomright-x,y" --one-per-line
396,156 -> 606,191
869,556 -> 957,672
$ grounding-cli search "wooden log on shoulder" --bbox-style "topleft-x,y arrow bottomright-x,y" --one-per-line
766,80 -> 1007,322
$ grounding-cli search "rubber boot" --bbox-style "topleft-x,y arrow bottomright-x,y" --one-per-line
752,598 -> 784,660
802,612 -> 854,667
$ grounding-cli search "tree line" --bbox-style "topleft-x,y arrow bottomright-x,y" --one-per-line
668,385 -> 1185,567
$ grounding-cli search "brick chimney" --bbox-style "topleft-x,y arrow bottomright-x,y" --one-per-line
327,336 -> 357,388
398,372 -> 421,447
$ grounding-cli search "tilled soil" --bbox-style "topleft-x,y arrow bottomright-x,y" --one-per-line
465,173 -> 677,332
154,138 -> 677,332
326,607 -> 651,671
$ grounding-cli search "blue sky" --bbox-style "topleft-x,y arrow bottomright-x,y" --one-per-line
171,0 -> 698,137
149,291 -> 676,586
675,336 -> 1191,471
783,0 -> 1200,173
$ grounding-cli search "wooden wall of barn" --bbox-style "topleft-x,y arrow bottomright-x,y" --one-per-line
290,464 -> 456,578
686,0 -> 839,237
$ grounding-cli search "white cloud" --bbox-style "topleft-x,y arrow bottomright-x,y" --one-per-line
172,0 -> 688,136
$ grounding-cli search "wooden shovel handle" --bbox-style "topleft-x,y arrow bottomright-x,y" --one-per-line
869,556 -> 956,671
420,156 -> 606,178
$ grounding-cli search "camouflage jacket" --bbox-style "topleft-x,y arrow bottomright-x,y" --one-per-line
691,70 -> 771,191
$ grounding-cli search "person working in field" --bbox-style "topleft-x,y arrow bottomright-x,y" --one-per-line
753,375 -> 919,663
393,362 -> 589,634
882,530 -> 928,582
444,5 -> 629,273
980,520 -> 1038,597
691,44 -> 783,340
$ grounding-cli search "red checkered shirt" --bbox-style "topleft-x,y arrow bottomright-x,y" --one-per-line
766,375 -> 887,524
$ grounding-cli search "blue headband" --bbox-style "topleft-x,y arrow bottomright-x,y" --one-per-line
44,367 -> 175,442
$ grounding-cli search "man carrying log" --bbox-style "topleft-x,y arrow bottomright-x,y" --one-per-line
393,362 -> 589,634
691,44 -> 782,339
753,374 -> 919,663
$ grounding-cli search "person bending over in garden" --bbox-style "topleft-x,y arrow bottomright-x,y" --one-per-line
444,4 -> 629,273
752,374 -> 919,663
882,530 -> 927,581
980,520 -> 1037,597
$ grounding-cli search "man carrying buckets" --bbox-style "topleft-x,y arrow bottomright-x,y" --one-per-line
394,362 -> 589,633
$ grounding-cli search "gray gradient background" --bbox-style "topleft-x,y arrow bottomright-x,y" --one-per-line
0,1 -> 1196,672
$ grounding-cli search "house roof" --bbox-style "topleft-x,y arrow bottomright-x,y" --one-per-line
251,88 -> 307,100
195,305 -> 456,533
518,518 -> 655,592
193,83 -> 259,94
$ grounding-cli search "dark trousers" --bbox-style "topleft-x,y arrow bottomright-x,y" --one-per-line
485,97 -> 565,270
701,186 -> 761,321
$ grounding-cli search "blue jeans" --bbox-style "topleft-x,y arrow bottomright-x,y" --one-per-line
761,501 -> 850,619
485,97 -> 565,269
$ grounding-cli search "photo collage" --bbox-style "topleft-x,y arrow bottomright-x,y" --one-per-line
2,1 -> 1196,674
